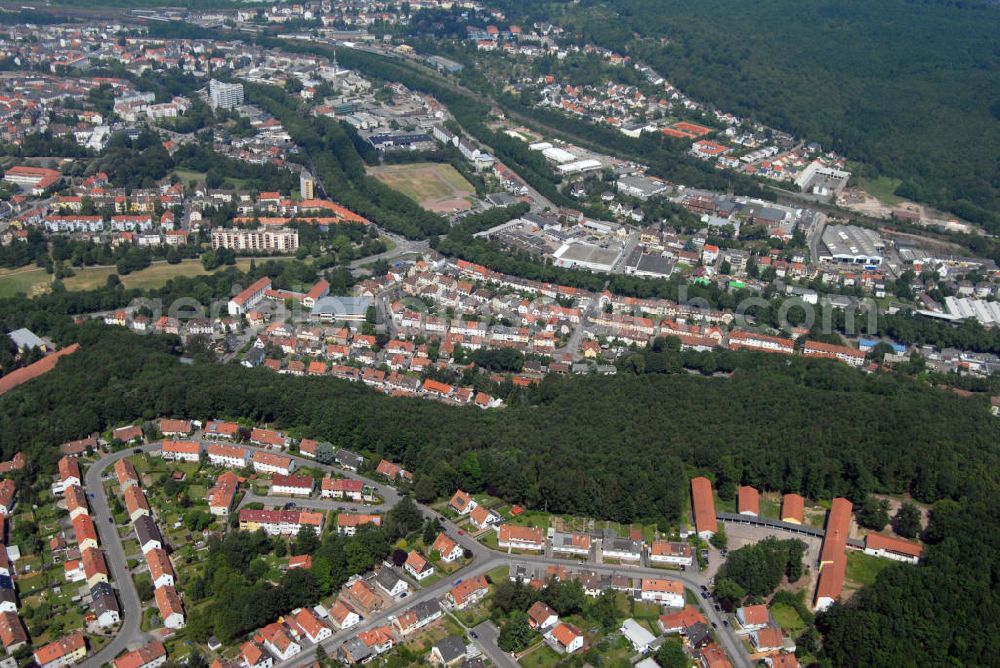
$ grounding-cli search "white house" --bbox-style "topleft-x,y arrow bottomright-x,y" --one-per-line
620,619 -> 656,653
639,579 -> 684,608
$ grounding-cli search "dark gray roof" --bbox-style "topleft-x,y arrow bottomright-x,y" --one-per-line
375,568 -> 402,592
340,636 -> 374,662
134,515 -> 162,547
91,582 -> 119,615
434,636 -> 467,664
336,449 -> 364,469
407,599 -> 441,622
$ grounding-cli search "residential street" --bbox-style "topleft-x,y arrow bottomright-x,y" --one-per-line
82,440 -> 749,668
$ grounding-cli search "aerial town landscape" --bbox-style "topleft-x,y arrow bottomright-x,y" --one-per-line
0,1 -> 996,667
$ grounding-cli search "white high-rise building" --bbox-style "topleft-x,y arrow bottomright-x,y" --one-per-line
208,79 -> 244,110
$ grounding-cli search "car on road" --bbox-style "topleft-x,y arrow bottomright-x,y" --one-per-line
701,592 -> 709,599
714,604 -> 721,611
454,579 -> 462,586
107,517 -> 113,523
458,530 -> 464,535
469,631 -> 477,639
133,448 -> 142,454
700,585 -> 707,591
711,622 -> 718,629
723,620 -> 729,627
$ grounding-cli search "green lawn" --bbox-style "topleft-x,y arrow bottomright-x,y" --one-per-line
3,257 -> 292,295
760,497 -> 780,519
170,168 -> 253,189
845,551 -> 893,587
0,266 -> 51,297
770,602 -> 806,634
519,645 -> 561,668
857,174 -> 904,205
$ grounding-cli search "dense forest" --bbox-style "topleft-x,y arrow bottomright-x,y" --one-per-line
0,303 -> 997,662
539,0 -> 1000,232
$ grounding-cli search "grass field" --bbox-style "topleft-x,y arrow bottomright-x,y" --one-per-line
0,266 -> 51,297
169,169 -> 253,190
770,602 -> 806,634
845,551 -> 893,588
0,258 -> 287,296
857,175 -> 905,205
369,162 -> 475,212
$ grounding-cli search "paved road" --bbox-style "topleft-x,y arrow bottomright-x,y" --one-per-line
83,446 -> 157,666
238,491 -> 391,514
471,620 -> 520,668
85,440 -> 746,668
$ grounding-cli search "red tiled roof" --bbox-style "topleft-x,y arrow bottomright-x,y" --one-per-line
0,343 -> 79,396
691,477 -> 717,535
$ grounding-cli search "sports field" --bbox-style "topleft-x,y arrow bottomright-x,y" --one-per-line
0,257 -> 286,297
369,162 -> 475,212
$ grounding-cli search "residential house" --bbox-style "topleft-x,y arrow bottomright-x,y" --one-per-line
498,525 -> 544,551
639,578 -> 684,607
134,516 -> 162,554
58,456 -> 82,492
751,626 -> 786,654
208,472 -> 239,516
321,477 -> 364,501
82,548 -> 109,587
468,505 -> 501,531
329,600 -> 361,630
158,419 -> 193,438
270,474 -> 314,496
124,486 -> 151,522
206,443 -> 248,468
429,636 -> 466,666
34,632 -> 87,668
251,428 -> 289,450
91,582 -> 120,627
448,490 -> 477,515
345,579 -> 383,615
146,548 -> 175,589
238,510 -> 323,536
404,551 -> 434,581
431,533 -> 464,562
546,622 -> 584,654
204,420 -> 240,440
0,611 -> 27,653
336,513 -> 382,536
72,514 -> 99,551
240,642 -> 272,668
735,604 -> 769,632
620,618 -> 656,653
375,568 -> 409,599
112,641 -> 166,668
251,451 -> 295,476
154,585 -> 185,629
649,540 -> 693,566
393,600 -> 442,636
114,458 -> 140,489
659,605 -> 707,634
447,575 -> 489,610
527,601 -> 558,630
161,440 -> 201,462
290,607 -> 331,644
257,622 -> 300,662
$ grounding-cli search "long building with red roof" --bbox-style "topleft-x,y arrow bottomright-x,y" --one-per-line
0,343 -> 79,397
814,497 -> 852,610
690,477 -> 717,538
